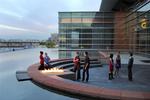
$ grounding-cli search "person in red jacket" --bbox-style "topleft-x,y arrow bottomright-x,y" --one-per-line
39,51 -> 44,70
109,53 -> 114,80
73,52 -> 81,81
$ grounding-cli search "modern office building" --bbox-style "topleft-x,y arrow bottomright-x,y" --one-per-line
59,0 -> 150,58
103,0 -> 150,55
59,12 -> 114,58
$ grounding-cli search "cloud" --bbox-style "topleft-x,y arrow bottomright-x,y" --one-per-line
47,24 -> 57,29
0,9 -> 23,19
0,24 -> 44,34
0,0 -> 102,39
61,0 -> 101,11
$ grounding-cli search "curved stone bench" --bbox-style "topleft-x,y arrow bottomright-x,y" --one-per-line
49,58 -> 101,70
50,59 -> 73,67
50,59 -> 99,67
57,62 -> 101,69
28,59 -> 150,100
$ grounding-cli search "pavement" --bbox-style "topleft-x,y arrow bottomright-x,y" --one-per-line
81,53 -> 150,92
80,64 -> 150,92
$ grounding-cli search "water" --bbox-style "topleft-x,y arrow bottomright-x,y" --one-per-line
0,48 -> 76,100
0,47 -> 25,53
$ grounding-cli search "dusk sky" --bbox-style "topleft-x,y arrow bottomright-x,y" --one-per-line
0,0 -> 102,40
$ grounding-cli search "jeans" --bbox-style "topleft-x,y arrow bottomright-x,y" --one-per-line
128,67 -> 132,81
82,68 -> 89,82
75,68 -> 81,80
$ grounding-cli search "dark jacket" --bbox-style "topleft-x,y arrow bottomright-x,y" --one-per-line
128,56 -> 134,68
84,56 -> 90,69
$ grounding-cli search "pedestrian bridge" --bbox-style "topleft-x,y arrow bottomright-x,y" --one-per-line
0,39 -> 41,48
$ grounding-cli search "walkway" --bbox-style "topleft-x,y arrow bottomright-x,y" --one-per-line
80,64 -> 150,92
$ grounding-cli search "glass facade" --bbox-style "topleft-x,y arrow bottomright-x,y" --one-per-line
59,12 -> 114,58
58,1 -> 150,58
124,1 -> 150,55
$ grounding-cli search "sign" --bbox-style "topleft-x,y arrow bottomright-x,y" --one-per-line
140,18 -> 148,29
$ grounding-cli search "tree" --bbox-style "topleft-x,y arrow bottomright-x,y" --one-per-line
45,41 -> 56,48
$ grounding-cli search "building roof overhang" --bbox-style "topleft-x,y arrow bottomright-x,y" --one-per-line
100,0 -> 141,11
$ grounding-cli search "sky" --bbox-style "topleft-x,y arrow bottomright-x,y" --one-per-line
0,0 -> 101,40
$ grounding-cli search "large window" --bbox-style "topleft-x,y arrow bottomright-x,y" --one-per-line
125,1 -> 150,55
59,12 -> 114,58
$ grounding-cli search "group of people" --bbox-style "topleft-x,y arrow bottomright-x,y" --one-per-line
39,51 -> 52,70
38,50 -> 134,82
73,51 -> 90,82
109,52 -> 134,81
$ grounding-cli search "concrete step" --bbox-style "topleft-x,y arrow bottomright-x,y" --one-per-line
50,59 -> 99,67
57,63 -> 74,69
65,63 -> 102,71
16,71 -> 31,81
51,60 -> 73,67
56,61 -> 101,69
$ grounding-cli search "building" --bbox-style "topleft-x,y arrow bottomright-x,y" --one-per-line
59,12 -> 114,58
59,0 -> 150,58
100,0 -> 150,55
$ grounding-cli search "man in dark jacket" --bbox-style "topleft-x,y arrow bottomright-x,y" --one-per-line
82,51 -> 90,82
128,52 -> 134,81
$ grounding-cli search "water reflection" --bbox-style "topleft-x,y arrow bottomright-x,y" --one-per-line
0,48 -> 76,100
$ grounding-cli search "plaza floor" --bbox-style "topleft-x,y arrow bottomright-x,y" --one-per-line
77,53 -> 150,92
81,64 -> 150,92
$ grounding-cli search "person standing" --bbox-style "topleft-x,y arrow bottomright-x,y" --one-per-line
73,52 -> 81,81
44,52 -> 52,69
39,51 -> 44,70
82,52 -> 90,82
128,52 -> 134,81
109,53 -> 114,80
114,51 -> 121,77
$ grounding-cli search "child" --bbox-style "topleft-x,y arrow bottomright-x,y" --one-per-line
44,52 -> 52,69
